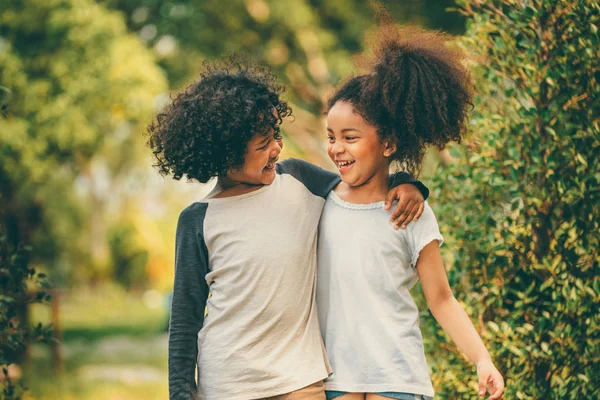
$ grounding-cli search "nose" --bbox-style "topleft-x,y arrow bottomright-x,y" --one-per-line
271,139 -> 282,157
330,140 -> 344,155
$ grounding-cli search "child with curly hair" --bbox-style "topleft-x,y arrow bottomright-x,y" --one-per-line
147,57 -> 429,400
316,26 -> 505,400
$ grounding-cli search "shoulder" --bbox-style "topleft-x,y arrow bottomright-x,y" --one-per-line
406,202 -> 439,233
179,201 -> 208,217
177,202 -> 209,228
418,202 -> 436,220
403,202 -> 443,267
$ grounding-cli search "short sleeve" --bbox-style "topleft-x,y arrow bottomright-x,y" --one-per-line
406,202 -> 444,269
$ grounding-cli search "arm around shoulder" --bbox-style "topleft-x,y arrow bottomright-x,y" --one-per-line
277,158 -> 340,198
389,171 -> 429,200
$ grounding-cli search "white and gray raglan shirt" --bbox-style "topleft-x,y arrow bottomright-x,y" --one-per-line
168,158 -> 428,400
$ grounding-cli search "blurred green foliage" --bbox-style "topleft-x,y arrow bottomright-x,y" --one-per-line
426,0 -> 600,398
108,222 -> 149,290
28,285 -> 168,400
103,0 -> 465,165
104,0 -> 464,105
0,0 -> 167,283
0,233 -> 52,400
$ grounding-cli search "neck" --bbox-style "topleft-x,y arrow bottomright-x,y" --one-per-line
338,166 -> 390,204
208,176 -> 264,199
215,176 -> 261,189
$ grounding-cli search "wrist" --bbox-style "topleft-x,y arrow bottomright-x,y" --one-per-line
475,354 -> 493,368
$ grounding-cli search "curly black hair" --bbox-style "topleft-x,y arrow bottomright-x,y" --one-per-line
326,25 -> 473,177
147,56 -> 292,183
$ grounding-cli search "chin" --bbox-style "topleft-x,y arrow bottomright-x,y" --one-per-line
261,175 -> 276,185
339,172 -> 355,183
341,176 -> 363,188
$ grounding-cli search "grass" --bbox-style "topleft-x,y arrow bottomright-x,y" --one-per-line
23,285 -> 170,400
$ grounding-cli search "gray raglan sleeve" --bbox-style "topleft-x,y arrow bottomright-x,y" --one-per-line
276,158 -> 341,199
389,171 -> 430,200
168,203 -> 210,400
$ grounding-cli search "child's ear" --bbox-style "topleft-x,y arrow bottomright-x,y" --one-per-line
383,140 -> 397,158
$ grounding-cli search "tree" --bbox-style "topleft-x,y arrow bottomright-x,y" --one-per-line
0,233 -> 52,400
0,0 -> 167,283
104,0 -> 465,165
424,1 -> 600,398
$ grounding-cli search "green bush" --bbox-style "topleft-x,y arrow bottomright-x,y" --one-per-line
0,0 -> 166,285
424,1 -> 600,399
0,234 -> 52,400
108,223 -> 149,290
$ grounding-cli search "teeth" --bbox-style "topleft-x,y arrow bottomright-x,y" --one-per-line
337,160 -> 354,167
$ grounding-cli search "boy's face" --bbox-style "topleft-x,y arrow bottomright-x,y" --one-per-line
227,126 -> 283,186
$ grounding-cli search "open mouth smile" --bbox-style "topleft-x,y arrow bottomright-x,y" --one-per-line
264,158 -> 279,171
335,160 -> 355,171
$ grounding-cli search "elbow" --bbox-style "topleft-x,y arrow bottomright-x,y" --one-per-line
426,288 -> 455,312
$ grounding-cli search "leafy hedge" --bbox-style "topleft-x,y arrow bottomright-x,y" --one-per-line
424,1 -> 599,399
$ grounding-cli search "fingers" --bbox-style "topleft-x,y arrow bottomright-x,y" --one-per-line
478,373 -> 488,397
414,202 -> 425,220
488,374 -> 505,400
406,202 -> 422,223
392,200 -> 415,229
392,200 -> 423,229
390,193 -> 411,220
386,186 -> 425,228
384,190 -> 397,210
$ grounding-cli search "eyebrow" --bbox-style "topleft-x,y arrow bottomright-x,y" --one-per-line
258,135 -> 271,145
326,127 -> 361,133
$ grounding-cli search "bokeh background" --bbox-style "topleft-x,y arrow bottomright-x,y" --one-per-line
1,0 -> 598,399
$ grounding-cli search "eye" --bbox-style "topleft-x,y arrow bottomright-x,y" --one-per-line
257,141 -> 270,151
345,136 -> 356,141
327,135 -> 335,143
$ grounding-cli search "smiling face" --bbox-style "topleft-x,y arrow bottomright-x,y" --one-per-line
226,124 -> 283,186
327,101 -> 395,189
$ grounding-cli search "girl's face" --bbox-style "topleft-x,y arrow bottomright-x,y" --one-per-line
227,125 -> 283,186
326,101 -> 394,187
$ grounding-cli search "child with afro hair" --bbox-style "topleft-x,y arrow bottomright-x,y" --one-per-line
147,56 -> 429,400
316,25 -> 505,400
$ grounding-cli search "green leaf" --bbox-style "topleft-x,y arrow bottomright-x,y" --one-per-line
578,374 -> 590,383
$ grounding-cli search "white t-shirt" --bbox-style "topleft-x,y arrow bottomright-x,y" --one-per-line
316,192 -> 443,397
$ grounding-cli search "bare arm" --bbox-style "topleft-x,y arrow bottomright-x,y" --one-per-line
417,241 -> 504,399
